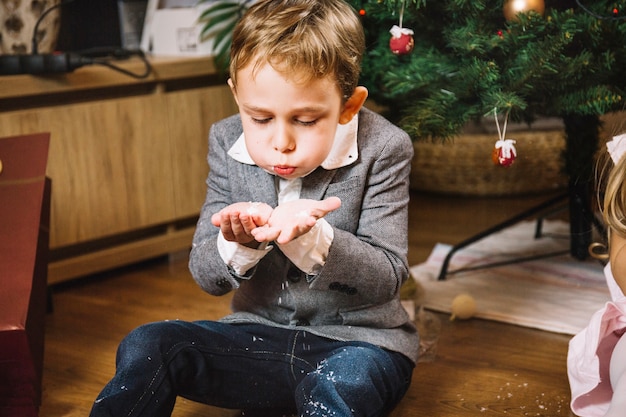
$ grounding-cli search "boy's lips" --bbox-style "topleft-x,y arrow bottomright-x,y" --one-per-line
273,165 -> 296,176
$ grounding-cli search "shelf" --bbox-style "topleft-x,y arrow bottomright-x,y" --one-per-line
0,55 -> 222,103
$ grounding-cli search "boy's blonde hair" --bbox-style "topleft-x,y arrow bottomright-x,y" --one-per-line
229,0 -> 365,100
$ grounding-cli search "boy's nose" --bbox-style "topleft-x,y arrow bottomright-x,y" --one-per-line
272,125 -> 296,152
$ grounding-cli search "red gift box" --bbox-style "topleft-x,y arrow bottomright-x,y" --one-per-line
0,133 -> 50,417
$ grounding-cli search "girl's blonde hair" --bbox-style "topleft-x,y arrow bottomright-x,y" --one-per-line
229,0 -> 365,100
604,151 -> 626,237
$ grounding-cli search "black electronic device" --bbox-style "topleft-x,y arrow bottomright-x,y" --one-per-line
0,52 -> 90,75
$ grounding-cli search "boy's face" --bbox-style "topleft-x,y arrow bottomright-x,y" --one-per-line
229,62 -> 365,180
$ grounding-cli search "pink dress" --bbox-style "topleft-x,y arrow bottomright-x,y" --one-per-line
568,263 -> 626,417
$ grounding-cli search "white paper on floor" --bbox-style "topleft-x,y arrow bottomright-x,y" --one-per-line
410,220 -> 609,335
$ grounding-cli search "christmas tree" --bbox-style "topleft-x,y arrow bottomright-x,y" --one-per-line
347,0 -> 626,259
348,0 -> 624,136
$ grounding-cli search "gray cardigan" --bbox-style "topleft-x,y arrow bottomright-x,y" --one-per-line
189,107 -> 419,363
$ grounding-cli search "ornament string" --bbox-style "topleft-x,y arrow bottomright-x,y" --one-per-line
399,0 -> 405,28
494,107 -> 509,143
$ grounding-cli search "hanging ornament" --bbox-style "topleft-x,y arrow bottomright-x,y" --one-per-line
390,25 -> 415,55
491,109 -> 517,167
503,0 -> 545,22
492,140 -> 517,166
389,0 -> 414,55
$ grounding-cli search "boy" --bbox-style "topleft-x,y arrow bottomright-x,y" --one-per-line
89,1 -> 418,416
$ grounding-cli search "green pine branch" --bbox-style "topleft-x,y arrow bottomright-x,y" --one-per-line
350,0 -> 626,140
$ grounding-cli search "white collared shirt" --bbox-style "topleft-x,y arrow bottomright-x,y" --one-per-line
217,115 -> 359,276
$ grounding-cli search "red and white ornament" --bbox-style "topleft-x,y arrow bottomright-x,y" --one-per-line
389,25 -> 414,55
491,108 -> 517,167
492,139 -> 517,167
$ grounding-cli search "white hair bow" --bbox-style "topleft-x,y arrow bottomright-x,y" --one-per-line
607,133 -> 626,164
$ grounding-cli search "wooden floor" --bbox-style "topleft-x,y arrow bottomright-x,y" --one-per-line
40,190 -> 578,417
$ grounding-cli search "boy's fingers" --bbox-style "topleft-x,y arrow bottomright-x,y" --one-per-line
253,225 -> 281,242
251,225 -> 268,241
310,197 -> 341,219
322,196 -> 342,211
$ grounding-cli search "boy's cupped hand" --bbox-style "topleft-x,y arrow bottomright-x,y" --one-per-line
251,197 -> 341,244
211,201 -> 274,246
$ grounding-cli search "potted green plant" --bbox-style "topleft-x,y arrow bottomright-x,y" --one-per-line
198,0 -> 254,69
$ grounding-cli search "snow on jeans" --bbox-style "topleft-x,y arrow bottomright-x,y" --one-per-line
89,320 -> 414,417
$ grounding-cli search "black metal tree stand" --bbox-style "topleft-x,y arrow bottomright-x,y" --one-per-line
437,114 -> 605,280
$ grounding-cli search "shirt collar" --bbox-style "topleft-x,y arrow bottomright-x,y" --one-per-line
227,114 -> 359,170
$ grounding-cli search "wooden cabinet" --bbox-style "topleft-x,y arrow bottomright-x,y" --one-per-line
0,57 -> 238,284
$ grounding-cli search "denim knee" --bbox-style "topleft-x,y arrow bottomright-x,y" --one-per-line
116,321 -> 184,365
319,345 -> 399,393
297,344 -> 412,417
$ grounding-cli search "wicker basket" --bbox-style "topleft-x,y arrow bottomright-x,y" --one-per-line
410,130 -> 568,196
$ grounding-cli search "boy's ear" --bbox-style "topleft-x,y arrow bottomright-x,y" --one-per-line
227,78 -> 239,104
339,86 -> 368,125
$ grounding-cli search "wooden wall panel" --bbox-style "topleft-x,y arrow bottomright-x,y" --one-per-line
166,85 -> 238,218
0,95 -> 175,247
0,57 -> 235,282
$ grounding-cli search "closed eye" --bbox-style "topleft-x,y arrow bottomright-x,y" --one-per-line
296,119 -> 318,126
251,117 -> 272,125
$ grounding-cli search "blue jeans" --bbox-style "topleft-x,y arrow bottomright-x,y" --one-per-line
89,321 -> 414,417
